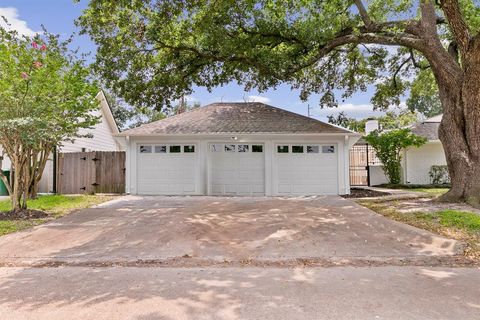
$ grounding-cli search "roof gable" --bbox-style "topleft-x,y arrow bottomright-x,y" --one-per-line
118,102 -> 356,136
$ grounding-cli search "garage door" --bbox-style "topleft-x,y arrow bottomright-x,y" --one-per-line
209,143 -> 265,196
275,144 -> 338,195
137,144 -> 197,195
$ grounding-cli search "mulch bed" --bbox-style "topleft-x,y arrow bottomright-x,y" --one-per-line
0,209 -> 48,220
342,188 -> 391,199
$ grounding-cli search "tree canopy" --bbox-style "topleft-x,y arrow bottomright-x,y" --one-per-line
77,0 -> 479,110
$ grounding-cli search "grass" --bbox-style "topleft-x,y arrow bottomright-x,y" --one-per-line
409,188 -> 450,196
0,194 -> 114,236
359,200 -> 480,260
375,184 -> 450,197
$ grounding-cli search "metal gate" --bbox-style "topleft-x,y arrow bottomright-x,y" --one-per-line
349,145 -> 381,186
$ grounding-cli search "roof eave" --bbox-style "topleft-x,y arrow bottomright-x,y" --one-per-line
114,132 -> 362,137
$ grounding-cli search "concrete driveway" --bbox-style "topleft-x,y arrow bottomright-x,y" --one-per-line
0,196 -> 479,320
0,195 -> 463,266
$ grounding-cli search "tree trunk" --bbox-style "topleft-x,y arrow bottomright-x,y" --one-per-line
437,41 -> 480,206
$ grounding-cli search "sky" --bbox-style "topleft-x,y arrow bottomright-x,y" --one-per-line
0,0 -> 391,121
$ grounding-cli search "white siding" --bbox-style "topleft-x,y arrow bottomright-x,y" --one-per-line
0,146 -> 11,171
405,142 -> 446,185
60,108 -> 120,153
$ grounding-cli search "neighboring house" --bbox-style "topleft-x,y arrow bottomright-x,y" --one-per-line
116,102 -> 361,196
403,114 -> 446,184
353,114 -> 447,186
0,91 -> 122,193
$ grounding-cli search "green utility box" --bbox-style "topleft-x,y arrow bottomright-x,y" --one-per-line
0,170 -> 10,196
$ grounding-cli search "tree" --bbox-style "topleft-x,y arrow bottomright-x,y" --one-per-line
365,129 -> 427,184
328,109 -> 419,133
0,25 -> 98,211
77,0 -> 480,204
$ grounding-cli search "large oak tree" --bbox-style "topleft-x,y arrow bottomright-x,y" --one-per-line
77,0 -> 480,204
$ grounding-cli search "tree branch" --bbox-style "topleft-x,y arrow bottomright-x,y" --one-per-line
440,0 -> 471,53
354,0 -> 374,30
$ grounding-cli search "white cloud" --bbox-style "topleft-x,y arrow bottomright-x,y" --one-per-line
0,7 -> 38,37
315,101 -> 408,121
246,95 -> 271,103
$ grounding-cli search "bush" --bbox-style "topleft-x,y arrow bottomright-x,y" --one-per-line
429,165 -> 450,185
365,129 -> 427,184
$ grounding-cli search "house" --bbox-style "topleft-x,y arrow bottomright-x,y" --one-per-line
0,91 -> 122,193
403,114 -> 447,184
116,102 -> 361,196
352,115 -> 447,186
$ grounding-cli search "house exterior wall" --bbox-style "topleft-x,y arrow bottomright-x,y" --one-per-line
0,146 -> 11,171
60,108 -> 120,153
404,141 -> 446,185
369,165 -> 389,186
123,134 -> 355,196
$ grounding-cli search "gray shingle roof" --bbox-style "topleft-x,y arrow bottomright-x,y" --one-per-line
118,102 -> 355,136
409,114 -> 442,141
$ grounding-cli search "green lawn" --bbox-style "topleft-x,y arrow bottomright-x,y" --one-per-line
0,195 -> 114,236
375,184 -> 450,197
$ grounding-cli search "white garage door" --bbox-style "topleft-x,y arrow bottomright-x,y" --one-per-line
137,144 -> 197,195
275,144 -> 338,195
209,143 -> 265,196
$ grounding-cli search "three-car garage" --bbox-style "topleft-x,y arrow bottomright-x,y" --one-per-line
119,102 -> 361,196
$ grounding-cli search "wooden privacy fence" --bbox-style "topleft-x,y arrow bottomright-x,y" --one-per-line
57,151 -> 125,194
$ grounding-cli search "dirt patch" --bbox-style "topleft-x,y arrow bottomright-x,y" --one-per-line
342,188 -> 390,198
0,255 -> 476,269
381,197 -> 480,215
0,209 -> 48,221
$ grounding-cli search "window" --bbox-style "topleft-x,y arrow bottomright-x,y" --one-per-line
277,145 -> 289,153
184,145 -> 195,153
292,145 -> 304,153
322,145 -> 335,153
252,145 -> 263,153
225,144 -> 236,152
139,145 -> 152,153
210,144 -> 222,152
170,145 -> 181,153
238,144 -> 249,152
307,145 -> 319,153
155,145 -> 167,153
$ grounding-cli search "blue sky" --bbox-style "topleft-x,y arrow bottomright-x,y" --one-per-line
0,0 -> 391,121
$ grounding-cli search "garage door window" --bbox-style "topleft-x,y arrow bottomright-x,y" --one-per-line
277,145 -> 289,153
292,145 -> 304,153
307,146 -> 319,153
170,145 -> 181,153
210,144 -> 222,152
238,144 -> 249,152
184,145 -> 195,153
139,145 -> 152,153
154,146 -> 167,153
322,145 -> 335,153
225,144 -> 236,152
252,145 -> 263,153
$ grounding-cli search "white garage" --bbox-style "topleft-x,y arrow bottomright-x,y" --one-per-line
117,102 -> 361,196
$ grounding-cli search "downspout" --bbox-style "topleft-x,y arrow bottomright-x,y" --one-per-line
345,135 -> 350,194
53,146 -> 57,194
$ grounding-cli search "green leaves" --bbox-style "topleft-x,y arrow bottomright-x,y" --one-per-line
0,25 -> 99,151
365,128 -> 426,184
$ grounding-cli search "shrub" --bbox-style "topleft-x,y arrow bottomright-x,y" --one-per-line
366,129 -> 427,184
429,165 -> 450,185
